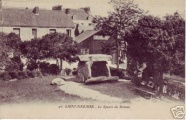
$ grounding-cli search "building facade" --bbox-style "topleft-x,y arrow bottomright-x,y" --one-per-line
75,30 -> 109,54
64,7 -> 94,36
0,6 -> 75,41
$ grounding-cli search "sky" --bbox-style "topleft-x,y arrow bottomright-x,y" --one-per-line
2,0 -> 185,18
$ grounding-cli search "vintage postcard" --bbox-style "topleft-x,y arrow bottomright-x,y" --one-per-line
0,0 -> 185,119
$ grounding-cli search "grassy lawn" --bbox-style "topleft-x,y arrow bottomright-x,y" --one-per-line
0,76 -> 88,104
0,75 -> 138,104
81,80 -> 137,101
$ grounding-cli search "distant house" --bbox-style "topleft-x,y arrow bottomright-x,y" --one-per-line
75,30 -> 110,54
75,30 -> 126,64
64,7 -> 94,36
0,6 -> 75,41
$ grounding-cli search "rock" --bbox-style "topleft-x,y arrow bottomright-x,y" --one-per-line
50,78 -> 66,85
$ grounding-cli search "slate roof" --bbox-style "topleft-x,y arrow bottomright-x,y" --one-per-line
64,8 -> 91,20
0,8 -> 75,28
75,30 -> 100,43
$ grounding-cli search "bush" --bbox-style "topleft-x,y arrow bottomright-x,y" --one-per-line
8,71 -> 19,79
31,70 -> 37,78
36,70 -> 43,77
48,64 -> 60,75
0,72 -> 12,81
110,68 -> 130,79
18,71 -> 29,79
39,62 -> 50,75
65,68 -> 71,76
5,57 -> 24,71
72,68 -> 77,76
26,70 -> 33,78
27,61 -> 38,71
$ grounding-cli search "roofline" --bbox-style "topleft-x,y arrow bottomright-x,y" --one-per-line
0,25 -> 75,28
75,30 -> 101,43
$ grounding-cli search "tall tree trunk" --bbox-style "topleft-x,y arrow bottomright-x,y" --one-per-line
153,61 -> 164,96
56,58 -> 59,67
158,71 -> 164,96
60,59 -> 63,70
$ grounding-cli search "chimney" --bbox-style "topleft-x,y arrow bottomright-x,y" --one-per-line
52,5 -> 63,11
83,7 -> 90,14
33,6 -> 39,15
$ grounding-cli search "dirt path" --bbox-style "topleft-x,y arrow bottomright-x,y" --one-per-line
59,81 -> 124,103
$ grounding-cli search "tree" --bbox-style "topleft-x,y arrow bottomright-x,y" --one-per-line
0,32 -> 23,71
40,32 -> 79,70
20,38 -> 42,62
93,0 -> 144,69
163,13 -> 185,77
6,33 -> 21,51
0,32 -> 9,67
125,14 -> 185,94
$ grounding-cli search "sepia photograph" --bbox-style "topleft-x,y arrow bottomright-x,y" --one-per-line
0,0 -> 185,119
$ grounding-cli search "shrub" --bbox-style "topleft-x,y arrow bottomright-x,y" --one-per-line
8,71 -> 19,79
65,68 -> 71,76
27,61 -> 38,71
26,70 -> 33,78
36,70 -> 43,77
26,70 -> 38,78
18,71 -> 29,79
5,57 -> 24,71
72,68 -> 77,76
48,64 -> 60,75
110,68 -> 130,79
0,72 -> 12,81
31,70 -> 37,78
39,62 -> 50,75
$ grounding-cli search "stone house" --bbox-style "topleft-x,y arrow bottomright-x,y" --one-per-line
64,7 -> 94,36
0,6 -> 75,41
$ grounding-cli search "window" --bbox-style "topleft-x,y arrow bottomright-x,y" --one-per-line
49,29 -> 56,33
87,16 -> 92,20
72,15 -> 76,20
32,29 -> 37,38
13,28 -> 20,36
66,29 -> 71,37
81,48 -> 89,55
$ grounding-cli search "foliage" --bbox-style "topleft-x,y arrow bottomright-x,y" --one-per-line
6,33 -> 22,53
27,60 -> 38,71
72,68 -> 77,76
0,33 -> 23,71
48,64 -> 60,75
26,70 -> 37,78
38,61 -> 50,75
40,32 -> 79,69
0,72 -> 12,81
110,68 -> 130,79
0,33 -> 9,66
8,71 -> 19,79
65,68 -> 71,76
93,0 -> 144,69
36,70 -> 43,78
18,71 -> 29,79
20,38 -> 42,62
5,56 -> 24,71
125,13 -> 185,93
94,0 -> 144,37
